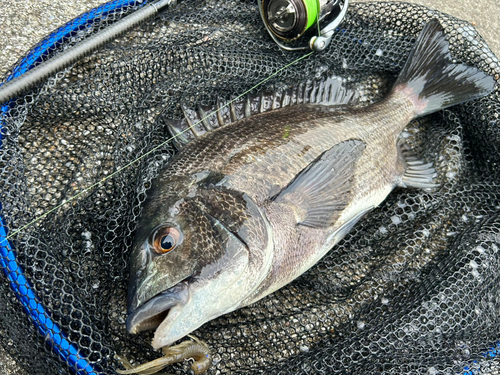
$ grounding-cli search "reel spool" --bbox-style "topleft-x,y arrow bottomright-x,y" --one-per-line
258,0 -> 349,51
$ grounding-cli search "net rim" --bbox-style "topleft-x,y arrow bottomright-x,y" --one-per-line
0,1 -> 154,374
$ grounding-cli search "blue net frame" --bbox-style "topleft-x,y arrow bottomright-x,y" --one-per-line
0,1 -> 155,373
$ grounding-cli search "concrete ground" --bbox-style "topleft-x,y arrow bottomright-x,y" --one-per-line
0,0 -> 498,374
0,0 -> 498,77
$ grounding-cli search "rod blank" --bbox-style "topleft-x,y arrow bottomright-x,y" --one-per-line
0,0 -> 173,104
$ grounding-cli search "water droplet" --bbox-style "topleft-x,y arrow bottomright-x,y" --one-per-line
391,216 -> 401,225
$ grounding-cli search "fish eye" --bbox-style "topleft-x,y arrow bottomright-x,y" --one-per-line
151,227 -> 182,254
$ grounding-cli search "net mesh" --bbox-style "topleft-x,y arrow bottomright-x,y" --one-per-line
1,0 -> 499,374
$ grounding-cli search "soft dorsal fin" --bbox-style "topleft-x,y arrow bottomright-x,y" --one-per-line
165,77 -> 360,149
273,139 -> 366,228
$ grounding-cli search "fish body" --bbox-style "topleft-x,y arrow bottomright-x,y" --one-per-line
160,95 -> 410,301
125,20 -> 495,351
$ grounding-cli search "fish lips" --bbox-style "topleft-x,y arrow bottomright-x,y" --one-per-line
126,282 -> 189,335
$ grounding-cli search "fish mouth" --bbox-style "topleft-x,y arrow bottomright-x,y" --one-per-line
126,282 -> 190,334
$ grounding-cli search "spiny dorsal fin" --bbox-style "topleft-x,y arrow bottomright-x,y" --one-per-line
197,104 -> 213,131
167,77 -> 359,149
229,99 -> 237,122
181,104 -> 203,137
273,139 -> 366,228
244,95 -> 251,118
164,119 -> 191,149
216,97 -> 225,126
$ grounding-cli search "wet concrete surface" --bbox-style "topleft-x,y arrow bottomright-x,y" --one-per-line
0,0 -> 498,78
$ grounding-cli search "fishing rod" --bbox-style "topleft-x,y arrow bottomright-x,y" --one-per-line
0,0 -> 175,105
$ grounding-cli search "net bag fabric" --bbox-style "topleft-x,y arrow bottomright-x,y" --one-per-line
0,0 -> 499,374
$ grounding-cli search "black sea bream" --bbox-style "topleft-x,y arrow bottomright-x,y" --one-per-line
125,20 -> 495,351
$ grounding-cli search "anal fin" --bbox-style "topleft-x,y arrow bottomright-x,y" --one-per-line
398,142 -> 439,189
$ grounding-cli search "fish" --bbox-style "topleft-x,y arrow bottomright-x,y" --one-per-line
125,18 -> 494,357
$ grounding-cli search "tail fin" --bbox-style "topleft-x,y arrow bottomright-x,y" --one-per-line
393,19 -> 495,117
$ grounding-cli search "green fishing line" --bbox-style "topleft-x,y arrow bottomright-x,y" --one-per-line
1,50 -> 315,244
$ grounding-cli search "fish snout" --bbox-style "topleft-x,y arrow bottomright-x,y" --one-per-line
127,239 -> 152,315
126,282 -> 189,335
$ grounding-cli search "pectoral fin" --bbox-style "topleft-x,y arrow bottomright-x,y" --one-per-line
273,139 -> 366,228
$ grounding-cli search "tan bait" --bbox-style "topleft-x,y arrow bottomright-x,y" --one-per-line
116,336 -> 211,375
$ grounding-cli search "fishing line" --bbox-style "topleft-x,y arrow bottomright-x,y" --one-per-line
0,50 -> 315,245
316,5 -> 321,37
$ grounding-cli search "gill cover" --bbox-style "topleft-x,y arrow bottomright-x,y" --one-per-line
127,174 -> 274,348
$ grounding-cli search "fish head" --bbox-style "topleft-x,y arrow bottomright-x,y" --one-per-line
126,171 -> 266,348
